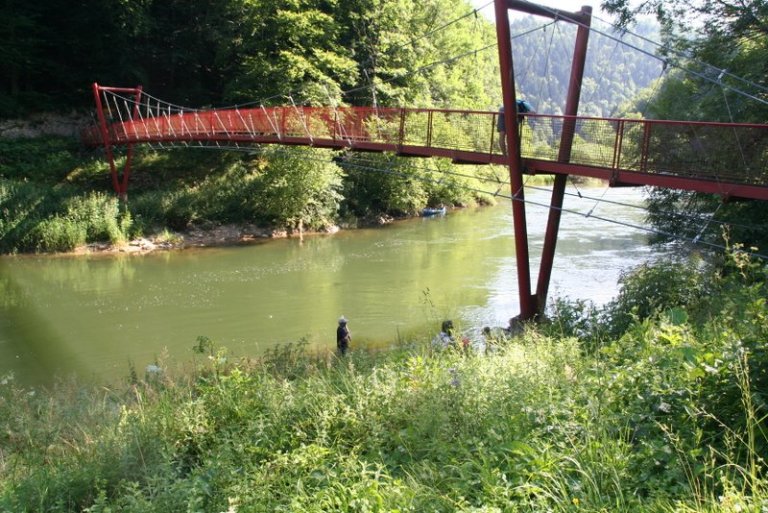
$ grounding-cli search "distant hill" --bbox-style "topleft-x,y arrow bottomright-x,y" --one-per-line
507,16 -> 663,117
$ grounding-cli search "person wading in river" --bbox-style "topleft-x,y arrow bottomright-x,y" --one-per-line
337,316 -> 351,356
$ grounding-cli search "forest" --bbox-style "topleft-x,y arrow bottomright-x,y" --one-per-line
510,16 -> 663,118
1,0 -> 667,117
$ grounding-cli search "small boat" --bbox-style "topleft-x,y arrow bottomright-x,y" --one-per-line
421,206 -> 447,217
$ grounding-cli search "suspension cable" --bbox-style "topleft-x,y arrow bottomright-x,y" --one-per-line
720,81 -> 750,170
336,154 -> 768,261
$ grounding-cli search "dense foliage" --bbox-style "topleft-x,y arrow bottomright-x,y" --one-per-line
0,0 -> 499,115
0,137 -> 500,253
0,0 -> 508,253
0,251 -> 766,511
602,0 -> 768,250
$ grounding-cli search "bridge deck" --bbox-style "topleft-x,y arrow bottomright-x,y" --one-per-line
83,105 -> 768,200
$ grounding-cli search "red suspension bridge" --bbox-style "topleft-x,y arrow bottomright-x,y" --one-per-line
82,0 -> 768,321
82,91 -> 768,200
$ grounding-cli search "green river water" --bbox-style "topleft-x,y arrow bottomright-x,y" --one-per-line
0,187 -> 657,386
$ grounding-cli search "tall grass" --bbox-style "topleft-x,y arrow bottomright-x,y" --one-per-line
0,183 -> 134,252
1,304 -> 765,513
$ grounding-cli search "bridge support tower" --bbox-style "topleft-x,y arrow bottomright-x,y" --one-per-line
92,83 -> 143,200
494,0 -> 592,321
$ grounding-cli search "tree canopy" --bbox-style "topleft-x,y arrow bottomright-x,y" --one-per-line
601,0 -> 768,250
0,0 -> 500,116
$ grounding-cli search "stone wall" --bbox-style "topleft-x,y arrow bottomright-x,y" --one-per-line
0,112 -> 90,139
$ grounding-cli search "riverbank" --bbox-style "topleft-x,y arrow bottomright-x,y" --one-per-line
70,222 -> 342,255
67,207 -> 434,255
1,135 -> 504,255
1,132 -> 609,257
2,251 -> 767,511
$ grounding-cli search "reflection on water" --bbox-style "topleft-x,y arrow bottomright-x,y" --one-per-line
0,186 -> 660,385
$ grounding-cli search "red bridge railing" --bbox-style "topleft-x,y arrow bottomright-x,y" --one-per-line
83,85 -> 768,200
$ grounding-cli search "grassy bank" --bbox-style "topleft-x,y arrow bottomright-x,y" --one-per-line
0,136 -> 517,255
1,252 -> 766,512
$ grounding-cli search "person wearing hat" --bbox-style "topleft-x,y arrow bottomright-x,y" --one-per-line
337,316 -> 351,356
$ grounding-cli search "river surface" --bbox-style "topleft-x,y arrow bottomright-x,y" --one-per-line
0,186 -> 660,386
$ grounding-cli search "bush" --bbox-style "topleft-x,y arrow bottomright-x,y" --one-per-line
65,192 -> 133,244
0,179 -> 76,253
602,257 -> 708,337
339,153 -> 428,217
544,296 -> 606,352
125,148 -> 343,232
25,215 -> 86,252
339,153 -> 494,217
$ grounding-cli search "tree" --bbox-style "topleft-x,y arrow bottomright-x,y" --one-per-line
335,0 -> 499,109
0,0 -> 147,113
221,0 -> 359,106
602,0 -> 768,251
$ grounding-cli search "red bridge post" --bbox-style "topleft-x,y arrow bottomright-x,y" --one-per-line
119,85 -> 143,200
91,83 -> 143,200
536,6 -> 592,316
92,83 -> 121,195
495,0 -> 537,320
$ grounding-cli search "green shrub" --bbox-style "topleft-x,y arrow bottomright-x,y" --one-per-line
602,257 -> 708,337
25,215 -> 87,252
64,192 -> 132,243
124,148 -> 343,232
257,147 -> 344,230
544,296 -> 607,352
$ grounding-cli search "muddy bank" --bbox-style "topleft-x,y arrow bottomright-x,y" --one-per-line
72,222 -> 344,255
67,204 -> 418,256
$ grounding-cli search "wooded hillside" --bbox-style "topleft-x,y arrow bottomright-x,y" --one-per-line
510,16 -> 662,117
0,0 -> 499,115
1,0 -> 663,118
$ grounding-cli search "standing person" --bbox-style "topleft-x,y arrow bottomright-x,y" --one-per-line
497,99 -> 535,155
497,105 -> 507,155
481,326 -> 494,354
336,316 -> 351,356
